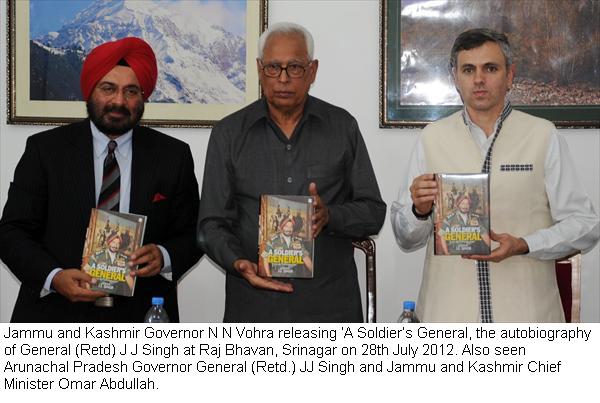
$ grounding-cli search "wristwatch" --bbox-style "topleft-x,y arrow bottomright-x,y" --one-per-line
412,204 -> 432,221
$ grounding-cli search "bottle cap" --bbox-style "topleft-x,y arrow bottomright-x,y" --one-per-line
403,300 -> 416,310
152,297 -> 164,305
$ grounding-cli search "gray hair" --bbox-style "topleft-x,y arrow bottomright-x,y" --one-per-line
258,22 -> 314,60
449,28 -> 513,71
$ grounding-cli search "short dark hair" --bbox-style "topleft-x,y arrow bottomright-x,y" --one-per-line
449,28 -> 512,71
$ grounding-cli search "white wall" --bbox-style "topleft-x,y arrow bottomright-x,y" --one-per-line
1,1 -> 598,322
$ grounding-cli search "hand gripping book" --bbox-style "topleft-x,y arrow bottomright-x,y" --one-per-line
258,195 -> 315,278
81,208 -> 146,296
433,173 -> 491,255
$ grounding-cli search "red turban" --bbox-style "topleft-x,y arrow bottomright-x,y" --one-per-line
455,194 -> 471,208
106,234 -> 122,246
279,217 -> 295,231
80,37 -> 157,101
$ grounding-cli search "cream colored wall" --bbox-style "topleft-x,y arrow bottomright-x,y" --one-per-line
1,1 -> 598,322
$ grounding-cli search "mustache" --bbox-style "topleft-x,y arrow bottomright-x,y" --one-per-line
104,104 -> 131,117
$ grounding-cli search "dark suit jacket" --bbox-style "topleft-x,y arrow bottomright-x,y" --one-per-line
0,120 -> 201,322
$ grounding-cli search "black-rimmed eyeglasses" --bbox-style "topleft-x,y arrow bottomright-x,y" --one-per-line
259,61 -> 312,78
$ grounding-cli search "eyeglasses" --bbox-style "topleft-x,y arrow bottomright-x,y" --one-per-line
96,83 -> 143,99
259,61 -> 312,78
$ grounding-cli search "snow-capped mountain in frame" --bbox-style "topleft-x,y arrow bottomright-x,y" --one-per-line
35,0 -> 247,104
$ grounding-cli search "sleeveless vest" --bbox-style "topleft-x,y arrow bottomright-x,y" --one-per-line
418,110 -> 564,322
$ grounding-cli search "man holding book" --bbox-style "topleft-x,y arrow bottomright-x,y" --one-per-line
0,37 -> 201,322
391,28 -> 599,322
198,22 -> 386,322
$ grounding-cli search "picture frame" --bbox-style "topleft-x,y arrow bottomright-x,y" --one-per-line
7,0 -> 268,128
380,0 -> 600,128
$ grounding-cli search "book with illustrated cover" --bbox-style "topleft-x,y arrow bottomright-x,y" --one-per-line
434,173 -> 491,255
81,208 -> 146,296
258,195 -> 315,278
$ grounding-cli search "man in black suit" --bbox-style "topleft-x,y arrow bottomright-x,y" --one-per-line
0,37 -> 201,322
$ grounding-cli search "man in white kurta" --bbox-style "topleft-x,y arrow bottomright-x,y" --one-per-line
391,28 -> 599,322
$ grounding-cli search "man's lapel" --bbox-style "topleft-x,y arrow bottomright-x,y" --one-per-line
65,120 -> 96,215
130,127 -> 158,215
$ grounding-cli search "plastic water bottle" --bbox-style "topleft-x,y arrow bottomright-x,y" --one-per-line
397,300 -> 420,323
143,297 -> 170,323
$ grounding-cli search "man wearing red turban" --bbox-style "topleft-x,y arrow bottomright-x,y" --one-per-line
0,37 -> 202,322
438,193 -> 490,255
80,37 -> 158,102
80,36 -> 158,136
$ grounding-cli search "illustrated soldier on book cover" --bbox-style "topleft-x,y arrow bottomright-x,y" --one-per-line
434,173 -> 491,255
258,195 -> 314,278
81,209 -> 146,296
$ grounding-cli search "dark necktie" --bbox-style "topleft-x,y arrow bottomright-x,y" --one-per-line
97,140 -> 120,211
95,140 -> 120,308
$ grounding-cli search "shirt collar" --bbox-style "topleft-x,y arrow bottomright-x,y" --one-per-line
461,99 -> 513,132
302,95 -> 327,121
90,120 -> 133,159
248,95 -> 325,129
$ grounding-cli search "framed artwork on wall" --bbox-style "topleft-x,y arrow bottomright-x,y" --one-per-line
380,0 -> 600,128
7,0 -> 268,127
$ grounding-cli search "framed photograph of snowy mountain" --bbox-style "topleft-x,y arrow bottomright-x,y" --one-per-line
7,0 -> 268,127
